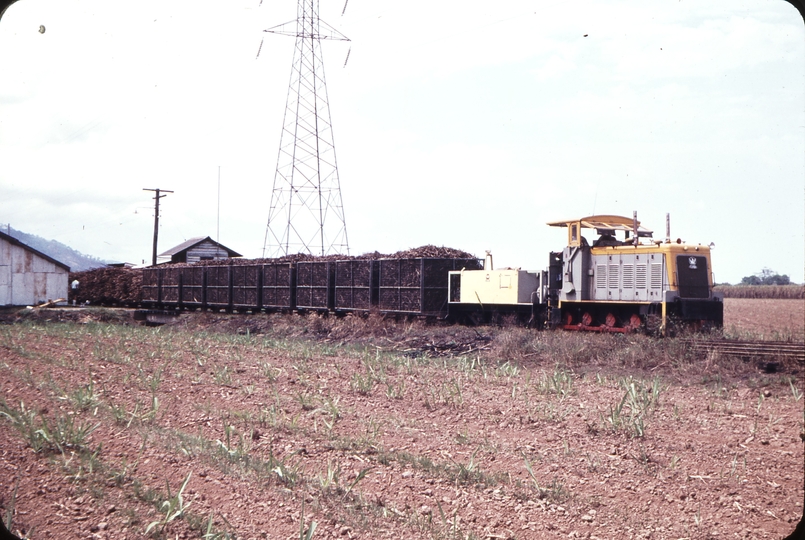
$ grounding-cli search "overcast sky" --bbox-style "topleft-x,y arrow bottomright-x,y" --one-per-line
0,0 -> 803,283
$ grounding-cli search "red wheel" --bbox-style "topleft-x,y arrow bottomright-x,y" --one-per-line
581,312 -> 593,326
564,312 -> 573,325
625,314 -> 642,332
604,313 -> 617,328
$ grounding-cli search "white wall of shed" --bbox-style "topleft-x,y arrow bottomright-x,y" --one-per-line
186,241 -> 233,264
0,236 -> 68,306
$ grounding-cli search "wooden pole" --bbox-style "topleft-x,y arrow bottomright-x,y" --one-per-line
143,188 -> 173,266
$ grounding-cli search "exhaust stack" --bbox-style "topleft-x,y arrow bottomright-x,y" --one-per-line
484,250 -> 493,271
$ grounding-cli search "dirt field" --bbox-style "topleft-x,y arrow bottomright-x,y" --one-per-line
723,298 -> 804,341
0,305 -> 802,540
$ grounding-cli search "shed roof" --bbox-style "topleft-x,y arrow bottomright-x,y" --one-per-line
0,230 -> 71,272
159,236 -> 242,258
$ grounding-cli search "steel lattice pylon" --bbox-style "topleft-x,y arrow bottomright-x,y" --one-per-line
261,0 -> 350,258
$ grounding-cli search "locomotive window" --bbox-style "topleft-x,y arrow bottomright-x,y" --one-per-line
449,274 -> 461,303
571,225 -> 578,242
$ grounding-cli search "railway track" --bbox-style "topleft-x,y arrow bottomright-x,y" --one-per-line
685,339 -> 805,363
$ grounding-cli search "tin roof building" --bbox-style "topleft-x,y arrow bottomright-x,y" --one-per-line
0,230 -> 70,306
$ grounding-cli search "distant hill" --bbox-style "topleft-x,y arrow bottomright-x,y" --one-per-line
3,226 -> 107,272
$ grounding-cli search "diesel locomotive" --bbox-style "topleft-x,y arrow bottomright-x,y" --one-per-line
448,213 -> 723,333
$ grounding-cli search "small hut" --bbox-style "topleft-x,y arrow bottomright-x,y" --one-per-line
158,237 -> 241,265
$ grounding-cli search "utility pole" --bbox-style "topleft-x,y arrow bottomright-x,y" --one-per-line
143,188 -> 173,266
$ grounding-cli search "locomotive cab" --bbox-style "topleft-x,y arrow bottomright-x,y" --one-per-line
547,214 -> 723,334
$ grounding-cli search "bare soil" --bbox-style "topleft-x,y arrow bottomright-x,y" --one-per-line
0,301 -> 802,540
722,298 -> 805,341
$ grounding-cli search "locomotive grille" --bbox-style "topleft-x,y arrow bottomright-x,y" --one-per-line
596,264 -> 607,289
622,264 -> 634,288
650,263 -> 663,289
608,264 -> 619,289
676,255 -> 709,299
636,265 -> 647,289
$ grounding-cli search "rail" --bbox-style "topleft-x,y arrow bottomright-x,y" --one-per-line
684,339 -> 805,363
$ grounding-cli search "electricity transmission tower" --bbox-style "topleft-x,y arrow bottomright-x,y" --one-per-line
261,0 -> 350,258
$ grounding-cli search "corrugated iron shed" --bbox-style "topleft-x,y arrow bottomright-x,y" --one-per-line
0,230 -> 70,306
